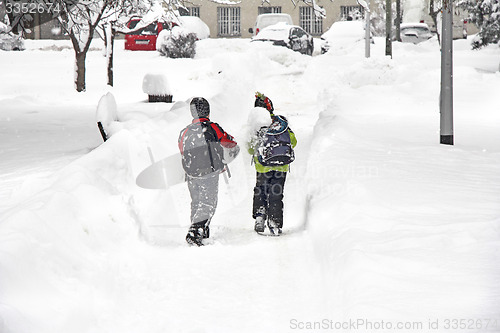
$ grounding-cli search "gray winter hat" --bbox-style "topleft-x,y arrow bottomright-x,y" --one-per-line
190,97 -> 210,118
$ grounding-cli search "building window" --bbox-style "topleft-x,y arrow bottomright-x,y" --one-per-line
258,6 -> 282,15
340,6 -> 364,20
217,7 -> 241,37
179,7 -> 200,17
299,6 -> 323,35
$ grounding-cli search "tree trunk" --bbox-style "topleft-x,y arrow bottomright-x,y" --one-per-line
395,0 -> 401,42
68,28 -> 92,93
75,51 -> 87,92
429,0 -> 441,44
59,1 -> 108,92
107,27 -> 115,87
385,0 -> 392,57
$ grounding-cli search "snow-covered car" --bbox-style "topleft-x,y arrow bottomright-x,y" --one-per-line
125,19 -> 167,51
320,20 -> 371,54
400,23 -> 433,44
251,22 -> 314,56
249,13 -> 293,36
126,16 -> 209,51
0,22 -> 25,51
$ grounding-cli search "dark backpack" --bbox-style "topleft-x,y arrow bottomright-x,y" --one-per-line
179,121 -> 225,177
256,115 -> 295,167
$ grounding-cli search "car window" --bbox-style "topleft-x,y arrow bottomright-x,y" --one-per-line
402,26 -> 430,34
140,23 -> 158,35
294,28 -> 305,37
128,21 -> 158,35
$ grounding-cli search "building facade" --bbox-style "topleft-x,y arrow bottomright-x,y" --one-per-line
6,0 -> 474,40
180,0 -> 364,38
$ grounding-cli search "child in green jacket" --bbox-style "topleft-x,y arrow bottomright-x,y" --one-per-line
247,93 -> 297,235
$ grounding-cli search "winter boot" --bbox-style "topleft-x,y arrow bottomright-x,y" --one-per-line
268,220 -> 282,235
186,223 -> 205,246
254,216 -> 265,233
203,225 -> 210,239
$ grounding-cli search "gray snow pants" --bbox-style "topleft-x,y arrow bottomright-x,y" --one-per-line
187,173 -> 219,227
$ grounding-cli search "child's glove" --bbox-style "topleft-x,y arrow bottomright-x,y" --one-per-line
255,92 -> 274,114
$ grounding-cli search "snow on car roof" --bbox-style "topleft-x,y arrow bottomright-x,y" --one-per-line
321,21 -> 365,40
401,22 -> 430,29
252,22 -> 294,41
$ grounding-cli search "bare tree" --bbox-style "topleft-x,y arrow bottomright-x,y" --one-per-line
291,0 -> 327,17
96,0 -> 159,86
429,0 -> 442,43
55,0 -> 119,91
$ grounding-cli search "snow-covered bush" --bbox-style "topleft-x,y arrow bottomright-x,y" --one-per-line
156,27 -> 197,59
142,73 -> 172,103
0,21 -> 25,51
460,0 -> 500,49
175,16 -> 210,40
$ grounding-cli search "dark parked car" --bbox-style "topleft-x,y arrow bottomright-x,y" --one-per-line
251,22 -> 314,56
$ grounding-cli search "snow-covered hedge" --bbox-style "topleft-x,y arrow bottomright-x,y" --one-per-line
156,27 -> 197,59
142,73 -> 172,103
174,16 -> 210,40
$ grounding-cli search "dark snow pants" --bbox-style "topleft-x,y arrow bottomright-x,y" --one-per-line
187,173 -> 219,228
252,171 -> 287,228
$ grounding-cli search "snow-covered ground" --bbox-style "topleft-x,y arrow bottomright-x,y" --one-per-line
1,36 -> 499,333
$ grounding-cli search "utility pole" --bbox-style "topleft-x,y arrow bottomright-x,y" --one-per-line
440,0 -> 454,145
385,0 -> 392,57
357,0 -> 371,58
365,6 -> 371,58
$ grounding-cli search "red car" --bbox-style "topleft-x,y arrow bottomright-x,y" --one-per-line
125,19 -> 167,51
